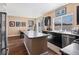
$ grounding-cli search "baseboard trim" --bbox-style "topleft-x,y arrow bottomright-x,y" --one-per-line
8,36 -> 20,38
8,34 -> 20,37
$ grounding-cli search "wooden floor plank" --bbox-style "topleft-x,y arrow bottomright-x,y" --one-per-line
8,36 -> 58,55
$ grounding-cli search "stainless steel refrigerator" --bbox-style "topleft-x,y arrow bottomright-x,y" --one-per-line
0,12 -> 8,55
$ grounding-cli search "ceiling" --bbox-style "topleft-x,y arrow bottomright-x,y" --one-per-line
6,3 -> 67,18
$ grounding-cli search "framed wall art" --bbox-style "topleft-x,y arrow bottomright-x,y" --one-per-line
9,21 -> 15,27
55,7 -> 66,17
28,20 -> 34,27
16,21 -> 20,27
20,22 -> 26,27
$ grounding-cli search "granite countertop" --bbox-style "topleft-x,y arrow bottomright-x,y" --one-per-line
24,31 -> 49,39
47,30 -> 79,36
60,43 -> 79,55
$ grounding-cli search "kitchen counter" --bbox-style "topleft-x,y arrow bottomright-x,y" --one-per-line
24,31 -> 49,39
60,43 -> 79,55
42,30 -> 79,54
43,30 -> 79,49
44,30 -> 79,37
23,31 -> 49,55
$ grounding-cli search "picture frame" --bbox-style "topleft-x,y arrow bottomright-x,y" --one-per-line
55,7 -> 66,17
9,21 -> 15,27
22,22 -> 26,27
16,21 -> 20,27
28,20 -> 34,27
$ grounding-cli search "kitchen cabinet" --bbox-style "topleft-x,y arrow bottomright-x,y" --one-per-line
44,31 -> 76,48
77,6 -> 79,25
48,33 -> 76,48
48,32 -> 62,48
62,35 -> 76,48
43,31 -> 78,54
44,16 -> 51,26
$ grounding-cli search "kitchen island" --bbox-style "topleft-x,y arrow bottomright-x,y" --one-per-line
23,31 -> 49,55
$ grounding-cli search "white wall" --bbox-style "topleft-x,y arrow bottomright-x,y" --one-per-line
0,3 -> 7,12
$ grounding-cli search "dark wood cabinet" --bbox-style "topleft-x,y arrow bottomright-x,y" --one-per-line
62,35 -> 75,48
77,6 -> 79,25
44,16 -> 52,31
48,32 -> 62,48
44,16 -> 51,26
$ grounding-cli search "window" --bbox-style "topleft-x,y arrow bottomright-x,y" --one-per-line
54,16 -> 62,31
62,14 -> 73,31
53,14 -> 73,31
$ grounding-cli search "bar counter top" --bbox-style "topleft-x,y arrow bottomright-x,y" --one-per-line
24,31 -> 49,39
43,30 -> 79,36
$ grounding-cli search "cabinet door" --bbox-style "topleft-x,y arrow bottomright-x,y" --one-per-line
68,35 -> 75,44
50,33 -> 62,48
62,35 -> 68,48
62,35 -> 75,48
77,6 -> 79,25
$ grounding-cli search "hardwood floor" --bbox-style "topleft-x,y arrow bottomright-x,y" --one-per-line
8,36 -> 58,55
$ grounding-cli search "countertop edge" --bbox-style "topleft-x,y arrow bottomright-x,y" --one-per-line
24,32 -> 49,39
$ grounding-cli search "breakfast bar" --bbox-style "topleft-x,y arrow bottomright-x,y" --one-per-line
23,31 -> 49,55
